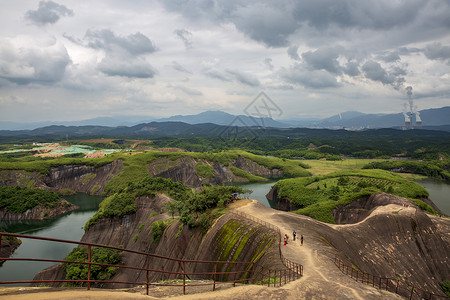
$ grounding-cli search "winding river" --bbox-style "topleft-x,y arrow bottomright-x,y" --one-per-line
0,193 -> 102,285
0,178 -> 448,286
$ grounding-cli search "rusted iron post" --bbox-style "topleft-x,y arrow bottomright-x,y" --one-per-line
395,279 -> 399,294
409,286 -> 414,300
87,245 -> 91,290
183,261 -> 186,295
261,267 -> 264,285
213,262 -> 217,291
251,263 -> 255,284
146,255 -> 150,295
233,263 -> 237,287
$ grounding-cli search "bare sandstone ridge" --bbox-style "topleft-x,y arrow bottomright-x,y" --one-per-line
0,199 -> 78,221
31,194 -> 449,299
0,160 -> 124,195
0,156 -> 280,195
33,195 -> 283,288
149,156 -> 282,187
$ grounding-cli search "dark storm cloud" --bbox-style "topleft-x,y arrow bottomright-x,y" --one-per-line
423,43 -> 450,63
84,29 -> 157,55
98,57 -> 156,78
287,45 -> 300,61
174,29 -> 193,49
291,0 -> 421,31
160,1 -> 450,49
301,47 -> 343,74
0,39 -> 71,85
25,1 -> 73,25
279,64 -> 340,89
226,69 -> 260,87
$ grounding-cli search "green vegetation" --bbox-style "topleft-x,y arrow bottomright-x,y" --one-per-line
58,188 -> 76,196
229,166 -> 267,182
0,153 -> 119,175
196,162 -> 215,178
62,246 -> 121,286
0,186 -> 64,214
85,176 -> 190,229
441,280 -> 450,297
363,160 -> 450,181
151,218 -> 176,242
80,173 -> 96,184
85,174 -> 244,232
274,169 -> 431,223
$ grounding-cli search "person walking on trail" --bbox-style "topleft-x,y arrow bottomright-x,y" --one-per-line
293,231 -> 297,241
285,234 -> 289,244
300,234 -> 304,246
284,236 -> 287,246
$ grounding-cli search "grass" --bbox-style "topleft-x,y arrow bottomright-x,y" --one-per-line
305,159 -> 388,176
274,169 -> 432,223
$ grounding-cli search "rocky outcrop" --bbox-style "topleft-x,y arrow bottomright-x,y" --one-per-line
0,161 -> 123,195
332,193 -> 418,224
33,196 -> 282,288
148,156 -> 281,187
0,237 -> 21,263
0,199 -> 78,221
265,187 -> 301,211
44,160 -> 123,195
230,157 -> 283,178
272,202 -> 450,297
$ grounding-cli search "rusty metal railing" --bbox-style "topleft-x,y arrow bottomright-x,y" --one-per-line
334,255 -> 449,300
0,232 -> 255,295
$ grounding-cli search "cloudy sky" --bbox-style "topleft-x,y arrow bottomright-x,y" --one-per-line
0,0 -> 449,123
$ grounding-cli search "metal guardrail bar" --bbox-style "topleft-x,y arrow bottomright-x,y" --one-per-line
0,232 -> 255,295
334,255 -> 449,300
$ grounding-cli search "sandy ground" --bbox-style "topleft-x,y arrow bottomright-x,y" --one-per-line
0,199 -> 403,300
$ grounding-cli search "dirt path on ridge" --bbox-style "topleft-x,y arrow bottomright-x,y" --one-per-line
0,199 -> 402,300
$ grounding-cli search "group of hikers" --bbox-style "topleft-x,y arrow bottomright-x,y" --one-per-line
284,231 -> 303,246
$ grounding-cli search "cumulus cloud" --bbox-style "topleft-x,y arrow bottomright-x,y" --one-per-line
174,29 -> 193,49
25,1 -> 73,25
279,64 -> 340,89
343,61 -> 360,76
301,47 -> 343,74
361,60 -> 404,89
0,37 -> 71,84
98,57 -> 156,78
232,2 -> 298,47
84,29 -> 157,55
287,45 -> 300,61
423,43 -> 450,63
65,29 -> 158,79
378,52 -> 401,63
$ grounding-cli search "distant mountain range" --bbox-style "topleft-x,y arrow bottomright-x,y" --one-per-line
1,107 -> 449,131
